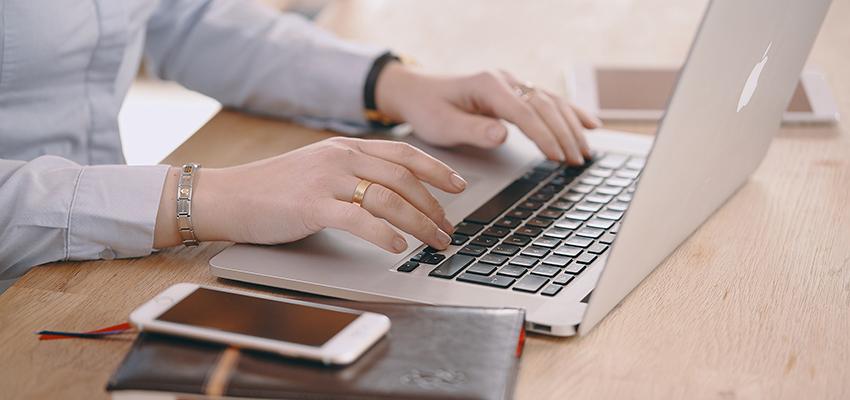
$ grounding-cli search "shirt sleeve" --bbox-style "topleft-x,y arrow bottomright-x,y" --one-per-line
143,0 -> 386,133
0,156 -> 169,285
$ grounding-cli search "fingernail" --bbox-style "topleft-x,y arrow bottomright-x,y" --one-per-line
488,124 -> 506,142
593,117 -> 603,127
556,149 -> 567,162
393,237 -> 408,253
435,229 -> 452,248
450,173 -> 467,191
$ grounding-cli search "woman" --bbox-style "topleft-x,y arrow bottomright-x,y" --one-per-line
0,0 -> 598,291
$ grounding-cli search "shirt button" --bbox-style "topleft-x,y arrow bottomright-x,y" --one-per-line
100,248 -> 116,260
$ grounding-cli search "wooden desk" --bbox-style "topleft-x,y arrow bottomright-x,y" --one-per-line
2,1 -> 849,398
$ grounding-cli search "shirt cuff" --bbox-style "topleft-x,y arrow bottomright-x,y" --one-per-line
66,164 -> 170,261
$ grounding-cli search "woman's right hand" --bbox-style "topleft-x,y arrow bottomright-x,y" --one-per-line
155,137 -> 467,253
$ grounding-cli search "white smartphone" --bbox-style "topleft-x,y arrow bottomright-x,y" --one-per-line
129,283 -> 390,365
567,65 -> 840,124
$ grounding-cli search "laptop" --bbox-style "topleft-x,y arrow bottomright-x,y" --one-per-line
210,0 -> 832,336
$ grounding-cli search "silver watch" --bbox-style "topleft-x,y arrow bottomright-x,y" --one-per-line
176,163 -> 201,246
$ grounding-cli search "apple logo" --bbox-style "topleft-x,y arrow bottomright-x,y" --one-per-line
737,42 -> 772,112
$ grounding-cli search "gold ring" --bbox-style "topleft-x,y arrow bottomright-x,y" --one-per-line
513,81 -> 536,101
352,179 -> 372,207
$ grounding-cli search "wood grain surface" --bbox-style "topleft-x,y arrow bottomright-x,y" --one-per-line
1,1 -> 848,399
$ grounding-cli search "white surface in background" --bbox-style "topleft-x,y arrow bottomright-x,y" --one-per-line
118,80 -> 221,165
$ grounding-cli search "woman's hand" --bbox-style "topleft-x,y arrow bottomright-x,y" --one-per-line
375,63 -> 601,165
154,137 -> 467,253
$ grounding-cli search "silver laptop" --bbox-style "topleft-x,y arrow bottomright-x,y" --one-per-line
210,0 -> 832,336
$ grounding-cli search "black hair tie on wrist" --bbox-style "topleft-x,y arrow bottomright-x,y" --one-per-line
363,51 -> 401,128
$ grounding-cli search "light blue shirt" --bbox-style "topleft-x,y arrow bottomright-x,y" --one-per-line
0,0 -> 383,291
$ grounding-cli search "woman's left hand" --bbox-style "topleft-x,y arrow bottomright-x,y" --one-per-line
375,63 -> 602,166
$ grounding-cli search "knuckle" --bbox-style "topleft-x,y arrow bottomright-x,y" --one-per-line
390,165 -> 415,183
375,186 -> 403,210
395,142 -> 418,159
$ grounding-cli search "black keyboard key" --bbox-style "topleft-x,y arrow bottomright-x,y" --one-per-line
531,265 -> 560,278
597,186 -> 622,196
564,210 -> 593,221
497,265 -> 527,278
587,243 -> 609,254
494,217 -> 522,229
525,171 -> 551,183
505,209 -> 533,220
457,272 -> 515,288
561,193 -> 584,202
542,255 -> 571,267
560,165 -> 585,177
575,202 -> 603,213
534,160 -> 561,172
548,200 -> 574,211
553,273 -> 574,285
482,226 -> 511,238
569,184 -> 594,194
513,275 -> 549,293
509,256 -> 539,268
480,253 -> 509,265
541,284 -> 563,296
554,245 -> 583,257
576,227 -> 605,239
397,261 -> 420,273
428,254 -> 474,278
451,234 -> 470,246
565,263 -> 586,274
420,253 -> 447,265
455,221 -> 484,236
470,236 -> 499,247
554,219 -> 581,229
543,227 -> 571,239
565,236 -> 593,248
537,208 -> 564,219
550,176 -> 573,186
515,226 -> 543,237
576,252 -> 598,264
586,218 -> 615,229
517,200 -> 544,211
467,262 -> 497,275
605,177 -> 632,187
538,184 -> 562,194
584,194 -> 613,204
599,232 -> 616,244
598,210 -> 624,220
526,217 -> 553,228
521,246 -> 550,258
607,201 -> 630,212
465,178 -> 538,224
532,237 -> 560,248
529,192 -> 553,202
411,251 -> 426,261
616,169 -> 640,179
492,244 -> 521,256
625,157 -> 646,170
458,245 -> 487,257
588,167 -> 614,178
423,246 -> 439,253
597,153 -> 628,169
503,235 -> 531,247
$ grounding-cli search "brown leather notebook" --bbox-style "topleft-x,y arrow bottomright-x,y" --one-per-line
106,301 -> 525,400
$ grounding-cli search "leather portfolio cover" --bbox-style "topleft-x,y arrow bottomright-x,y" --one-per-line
106,300 -> 525,400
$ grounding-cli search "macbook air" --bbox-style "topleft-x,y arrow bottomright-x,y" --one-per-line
210,0 -> 832,336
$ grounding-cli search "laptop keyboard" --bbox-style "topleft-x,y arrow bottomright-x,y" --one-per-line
396,152 -> 645,297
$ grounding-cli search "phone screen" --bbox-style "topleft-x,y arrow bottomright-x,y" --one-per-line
156,288 -> 359,347
596,68 -> 811,112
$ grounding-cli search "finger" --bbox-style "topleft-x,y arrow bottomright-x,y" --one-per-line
346,138 -> 467,194
549,93 -> 594,158
357,181 -> 452,250
467,78 -> 566,161
423,105 -> 509,149
526,93 -> 586,165
319,200 -> 408,253
348,152 -> 454,234
563,96 -> 602,129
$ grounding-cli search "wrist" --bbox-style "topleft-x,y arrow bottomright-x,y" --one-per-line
190,167 -> 230,243
374,61 -> 418,123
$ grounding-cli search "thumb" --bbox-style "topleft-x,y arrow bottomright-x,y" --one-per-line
437,108 -> 508,149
